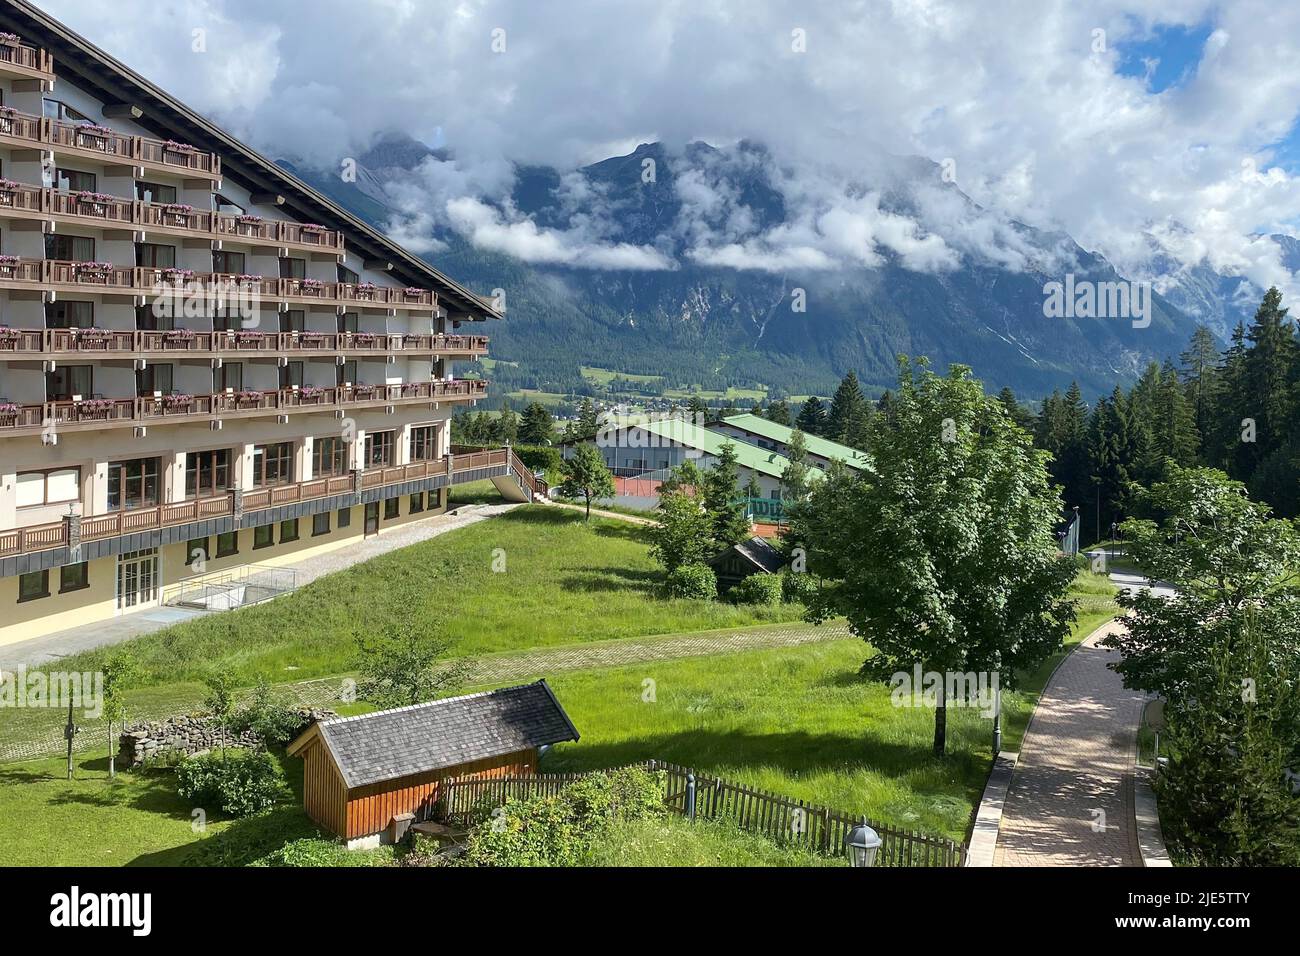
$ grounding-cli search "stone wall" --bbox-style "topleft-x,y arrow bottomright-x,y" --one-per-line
118,708 -> 336,767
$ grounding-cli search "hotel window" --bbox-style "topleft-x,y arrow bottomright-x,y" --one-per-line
252,442 -> 293,487
45,234 -> 94,262
16,468 -> 80,508
384,497 -> 399,520
136,243 -> 176,269
279,361 -> 304,390
54,166 -> 96,192
216,531 -> 239,558
409,492 -> 424,514
107,458 -> 160,511
185,537 -> 209,567
279,518 -> 299,543
280,310 -> 306,333
185,449 -> 231,499
59,562 -> 89,593
45,301 -> 93,329
135,303 -> 172,332
312,436 -> 347,477
46,365 -> 93,401
279,258 -> 306,279
337,264 -> 359,285
409,425 -> 440,461
213,362 -> 243,392
214,194 -> 244,215
253,524 -> 273,549
136,363 -> 174,397
337,508 -> 351,528
17,569 -> 49,602
135,181 -> 177,204
365,431 -> 395,468
338,312 -> 359,334
312,512 -> 330,537
212,250 -> 245,274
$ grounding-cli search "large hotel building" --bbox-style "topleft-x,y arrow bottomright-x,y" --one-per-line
0,1 -> 539,647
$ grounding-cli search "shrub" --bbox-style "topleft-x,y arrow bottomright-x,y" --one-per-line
176,749 -> 285,817
514,444 -> 563,474
256,838 -> 368,867
780,570 -> 818,605
728,573 -> 782,606
665,563 -> 717,600
236,680 -> 308,745
460,767 -> 665,867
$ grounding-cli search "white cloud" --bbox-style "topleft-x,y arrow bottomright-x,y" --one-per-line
35,0 -> 1300,290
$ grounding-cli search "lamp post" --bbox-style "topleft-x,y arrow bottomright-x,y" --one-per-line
845,822 -> 882,867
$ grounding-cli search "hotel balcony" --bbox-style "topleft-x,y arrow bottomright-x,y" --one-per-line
0,447 -> 536,561
0,378 -> 488,437
0,109 -> 221,183
0,260 -> 438,312
0,327 -> 489,359
0,39 -> 54,84
0,183 -> 346,254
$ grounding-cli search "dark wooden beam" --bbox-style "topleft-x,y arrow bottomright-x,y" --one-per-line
102,103 -> 143,120
363,259 -> 394,271
249,192 -> 285,206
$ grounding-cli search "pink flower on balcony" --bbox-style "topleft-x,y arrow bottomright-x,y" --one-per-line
76,398 -> 115,414
162,202 -> 194,214
299,385 -> 324,399
164,328 -> 196,342
0,179 -> 20,191
234,390 -> 264,405
299,223 -> 328,233
351,331 -> 377,344
0,32 -> 21,45
404,287 -> 425,296
234,330 -> 266,343
235,273 -> 264,284
0,401 -> 19,416
75,191 -> 115,203
74,261 -> 115,275
77,124 -> 115,137
161,268 -> 195,282
164,140 -> 196,153
235,214 -> 263,224
300,278 -> 324,291
163,392 -> 193,408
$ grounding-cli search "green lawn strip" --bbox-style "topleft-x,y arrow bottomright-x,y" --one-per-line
446,478 -> 509,505
32,507 -> 804,688
0,620 -> 846,761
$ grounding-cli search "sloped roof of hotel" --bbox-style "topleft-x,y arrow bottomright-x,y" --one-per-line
719,414 -> 871,470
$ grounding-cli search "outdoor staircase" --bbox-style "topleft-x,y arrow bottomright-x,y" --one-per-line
489,448 -> 549,503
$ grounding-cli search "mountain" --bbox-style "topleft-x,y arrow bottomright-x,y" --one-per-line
282,136 -> 1225,402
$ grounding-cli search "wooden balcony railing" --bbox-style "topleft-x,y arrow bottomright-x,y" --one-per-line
0,110 -> 221,180
0,448 -> 514,559
0,259 -> 437,310
0,380 -> 488,436
0,41 -> 54,81
0,182 -> 345,253
0,327 -> 489,358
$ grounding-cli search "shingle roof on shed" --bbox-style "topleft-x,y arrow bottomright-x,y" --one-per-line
296,681 -> 579,790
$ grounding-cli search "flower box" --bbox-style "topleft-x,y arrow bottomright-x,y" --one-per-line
235,214 -> 263,224
0,179 -> 20,192
403,287 -> 426,297
234,331 -> 267,345
0,32 -> 22,46
0,326 -> 19,342
351,332 -> 378,344
75,191 -> 115,204
163,328 -> 196,344
75,327 -> 112,344
299,386 -> 324,400
233,390 -> 264,406
300,278 -> 324,290
162,393 -> 194,409
163,140 -> 196,153
75,398 -> 115,416
300,223 -> 328,233
0,401 -> 20,420
160,268 -> 195,283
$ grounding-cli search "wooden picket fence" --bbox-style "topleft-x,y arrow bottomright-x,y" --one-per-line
438,760 -> 966,867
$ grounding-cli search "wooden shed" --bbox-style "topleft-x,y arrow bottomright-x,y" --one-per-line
708,535 -> 785,592
287,680 -> 580,848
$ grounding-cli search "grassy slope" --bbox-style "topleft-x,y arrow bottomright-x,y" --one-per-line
48,507 -> 803,688
586,815 -> 841,867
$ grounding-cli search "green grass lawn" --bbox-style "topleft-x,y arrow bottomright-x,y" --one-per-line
586,815 -> 841,866
446,478 -> 508,505
0,751 -> 326,867
47,507 -> 803,688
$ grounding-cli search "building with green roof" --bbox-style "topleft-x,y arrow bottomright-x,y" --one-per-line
710,414 -> 870,473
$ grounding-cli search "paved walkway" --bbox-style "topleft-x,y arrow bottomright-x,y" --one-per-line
0,620 -> 851,763
0,502 -> 522,671
993,618 -> 1150,866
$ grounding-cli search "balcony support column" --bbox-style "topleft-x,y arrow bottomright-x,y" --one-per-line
64,510 -> 82,563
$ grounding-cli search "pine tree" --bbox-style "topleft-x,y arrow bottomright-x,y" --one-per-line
518,402 -> 555,445
827,371 -> 869,446
702,441 -> 753,545
577,397 -> 600,436
1243,287 -> 1299,466
796,396 -> 827,435
1152,359 -> 1200,466
497,402 -> 518,444
1179,324 -> 1222,450
765,399 -> 792,426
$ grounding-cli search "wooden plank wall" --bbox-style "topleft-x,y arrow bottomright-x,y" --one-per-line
343,749 -> 537,840
301,740 -> 348,838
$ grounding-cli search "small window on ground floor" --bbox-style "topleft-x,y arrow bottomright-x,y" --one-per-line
185,537 -> 209,567
253,524 -> 273,549
312,512 -> 330,536
280,518 -> 299,543
410,492 -> 424,514
216,531 -> 238,558
384,497 -> 399,520
337,507 -> 351,528
59,562 -> 88,593
18,569 -> 49,602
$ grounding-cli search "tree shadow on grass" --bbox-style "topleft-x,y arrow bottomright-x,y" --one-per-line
128,803 -> 323,867
557,567 -> 662,595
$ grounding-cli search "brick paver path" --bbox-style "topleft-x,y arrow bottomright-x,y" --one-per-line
0,620 -> 851,763
993,619 -> 1149,866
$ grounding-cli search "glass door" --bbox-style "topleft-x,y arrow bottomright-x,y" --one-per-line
117,548 -> 159,610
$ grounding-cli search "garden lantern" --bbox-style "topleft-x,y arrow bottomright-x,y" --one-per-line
845,822 -> 881,867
